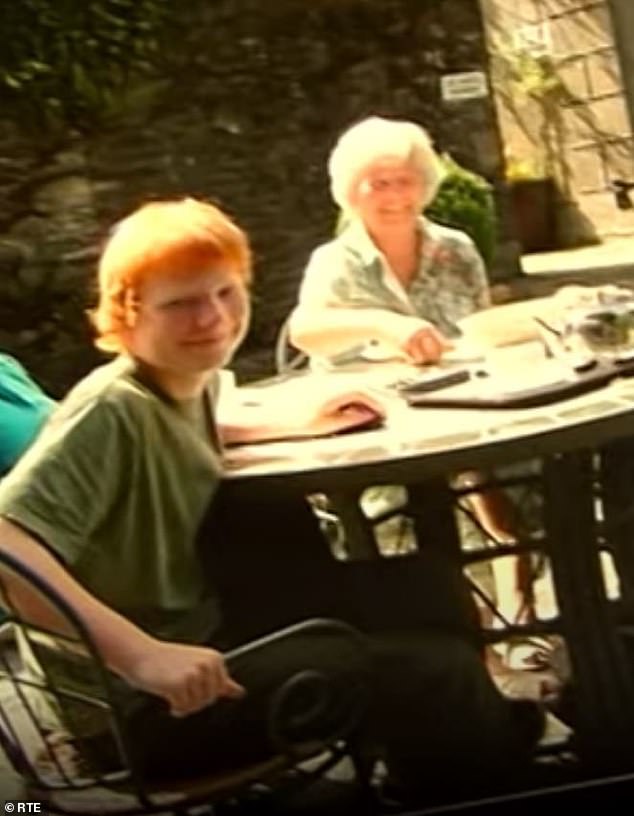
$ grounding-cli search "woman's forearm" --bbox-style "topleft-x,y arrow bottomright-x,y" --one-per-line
289,305 -> 425,357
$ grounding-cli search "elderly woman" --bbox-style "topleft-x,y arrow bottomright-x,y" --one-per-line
289,117 -> 541,670
289,115 -> 489,365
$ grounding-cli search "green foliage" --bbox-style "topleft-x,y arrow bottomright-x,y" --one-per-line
489,37 -> 568,182
0,0 -> 171,132
493,41 -> 565,104
426,154 -> 497,267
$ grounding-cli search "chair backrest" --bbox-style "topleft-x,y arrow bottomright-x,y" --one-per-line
0,549 -> 370,813
274,315 -> 308,376
0,549 -> 147,802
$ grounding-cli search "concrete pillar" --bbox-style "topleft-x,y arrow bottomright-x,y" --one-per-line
608,0 -> 634,137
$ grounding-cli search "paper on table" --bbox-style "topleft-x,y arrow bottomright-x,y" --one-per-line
441,340 -> 486,364
457,298 -> 557,349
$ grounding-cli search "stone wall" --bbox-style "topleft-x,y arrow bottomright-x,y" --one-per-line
482,0 -> 634,246
1,0 -> 505,393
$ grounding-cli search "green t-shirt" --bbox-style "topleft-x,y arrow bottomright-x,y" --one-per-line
0,354 -> 55,475
0,355 -> 224,644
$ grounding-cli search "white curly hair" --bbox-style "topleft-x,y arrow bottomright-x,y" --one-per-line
328,116 -> 446,215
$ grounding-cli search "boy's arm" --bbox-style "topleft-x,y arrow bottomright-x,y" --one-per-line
0,517 -> 244,716
218,390 -> 385,446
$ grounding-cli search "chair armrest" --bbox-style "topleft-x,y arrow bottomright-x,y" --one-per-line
223,618 -> 366,661
225,618 -> 370,756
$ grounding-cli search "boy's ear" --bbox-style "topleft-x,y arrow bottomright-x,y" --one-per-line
123,288 -> 138,328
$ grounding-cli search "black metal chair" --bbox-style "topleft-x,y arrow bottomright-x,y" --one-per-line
0,549 -> 372,815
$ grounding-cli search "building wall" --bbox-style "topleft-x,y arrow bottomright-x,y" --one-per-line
481,0 -> 634,244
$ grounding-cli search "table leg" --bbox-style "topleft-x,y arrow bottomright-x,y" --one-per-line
543,450 -> 634,767
600,438 -> 634,606
327,489 -> 382,559
407,479 -> 464,560
329,480 -> 481,639
407,478 -> 481,639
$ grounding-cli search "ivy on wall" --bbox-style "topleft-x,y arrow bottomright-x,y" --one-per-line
0,0 -> 171,132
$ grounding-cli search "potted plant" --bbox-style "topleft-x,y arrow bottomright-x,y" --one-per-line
505,154 -> 557,253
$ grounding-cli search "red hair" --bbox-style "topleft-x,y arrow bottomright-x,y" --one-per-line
91,198 -> 252,352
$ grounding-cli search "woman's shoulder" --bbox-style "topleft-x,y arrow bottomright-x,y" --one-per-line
423,219 -> 484,272
424,217 -> 476,249
304,233 -> 357,281
316,220 -> 378,269
0,353 -> 28,379
307,237 -> 342,264
0,354 -> 51,402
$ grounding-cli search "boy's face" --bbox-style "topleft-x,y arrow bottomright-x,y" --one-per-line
125,266 -> 250,376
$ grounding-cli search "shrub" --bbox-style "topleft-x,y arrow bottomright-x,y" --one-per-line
426,154 -> 497,267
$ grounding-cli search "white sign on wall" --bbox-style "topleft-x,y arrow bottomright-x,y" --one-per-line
440,71 -> 489,102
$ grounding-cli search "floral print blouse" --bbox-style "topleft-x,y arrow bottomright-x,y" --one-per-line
295,216 -> 490,340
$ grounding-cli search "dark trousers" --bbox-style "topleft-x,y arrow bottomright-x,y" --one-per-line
123,628 -> 533,797
114,493 -> 539,794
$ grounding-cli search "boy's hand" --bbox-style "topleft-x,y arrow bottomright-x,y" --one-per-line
300,390 -> 386,437
124,640 -> 245,717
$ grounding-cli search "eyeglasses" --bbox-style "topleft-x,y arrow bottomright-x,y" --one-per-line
359,174 -> 419,195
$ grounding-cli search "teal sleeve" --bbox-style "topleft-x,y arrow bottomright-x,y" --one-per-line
0,355 -> 56,474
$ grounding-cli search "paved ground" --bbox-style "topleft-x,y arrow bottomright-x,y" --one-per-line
521,237 -> 634,277
491,235 -> 634,303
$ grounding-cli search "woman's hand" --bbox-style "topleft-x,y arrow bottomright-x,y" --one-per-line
402,324 -> 451,364
123,640 -> 245,717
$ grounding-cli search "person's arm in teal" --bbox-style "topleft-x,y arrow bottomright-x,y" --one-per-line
0,354 -> 55,474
